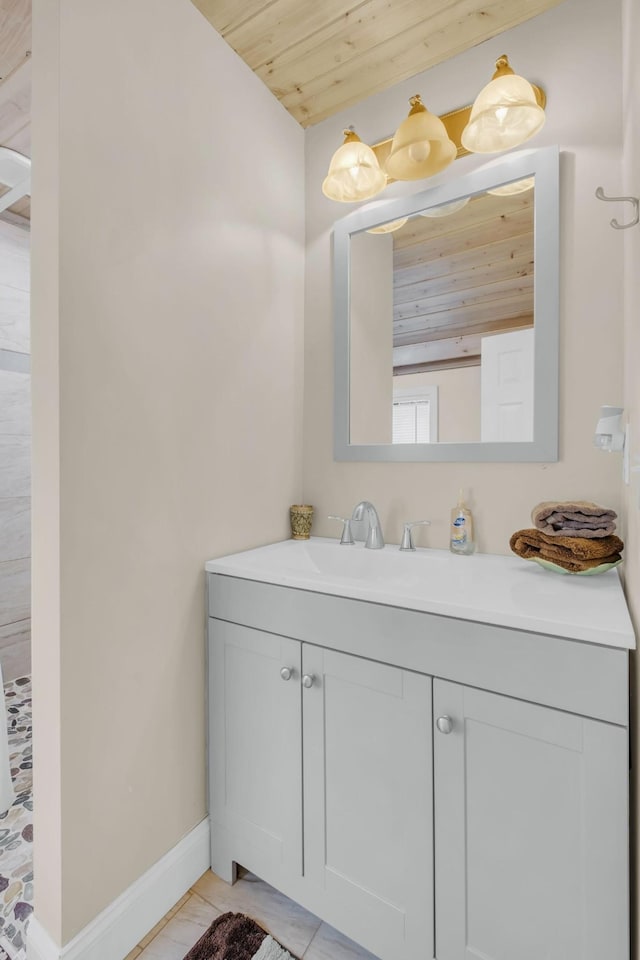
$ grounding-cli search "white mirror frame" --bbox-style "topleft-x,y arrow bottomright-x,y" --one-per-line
333,145 -> 560,462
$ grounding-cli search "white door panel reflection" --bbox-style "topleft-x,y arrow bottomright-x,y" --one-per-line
481,328 -> 534,442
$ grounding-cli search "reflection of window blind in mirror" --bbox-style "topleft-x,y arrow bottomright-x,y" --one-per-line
393,399 -> 431,443
393,385 -> 438,443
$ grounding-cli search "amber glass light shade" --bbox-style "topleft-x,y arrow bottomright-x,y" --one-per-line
488,176 -> 535,196
420,197 -> 470,218
385,95 -> 457,181
322,130 -> 387,202
461,55 -> 545,154
366,217 -> 409,234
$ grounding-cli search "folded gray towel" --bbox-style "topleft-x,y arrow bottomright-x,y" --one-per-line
532,500 -> 617,538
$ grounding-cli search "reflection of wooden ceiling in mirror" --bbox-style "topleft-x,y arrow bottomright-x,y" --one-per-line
392,192 -> 534,375
190,0 -> 565,127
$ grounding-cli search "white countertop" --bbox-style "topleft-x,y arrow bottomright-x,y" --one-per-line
205,537 -> 636,650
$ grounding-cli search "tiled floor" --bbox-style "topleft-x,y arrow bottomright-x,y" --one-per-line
0,619 -> 31,683
126,868 -> 379,960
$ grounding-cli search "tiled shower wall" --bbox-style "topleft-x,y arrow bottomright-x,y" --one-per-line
0,219 -> 31,681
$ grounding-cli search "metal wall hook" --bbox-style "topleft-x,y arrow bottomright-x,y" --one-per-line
595,186 -> 639,230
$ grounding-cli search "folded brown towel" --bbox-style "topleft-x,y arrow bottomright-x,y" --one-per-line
532,500 -> 617,538
510,528 -> 623,572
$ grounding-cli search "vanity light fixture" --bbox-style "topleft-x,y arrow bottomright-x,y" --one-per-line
461,55 -> 546,154
322,55 -> 546,202
419,196 -> 471,217
487,176 -> 535,196
385,95 -> 457,181
321,129 -> 386,202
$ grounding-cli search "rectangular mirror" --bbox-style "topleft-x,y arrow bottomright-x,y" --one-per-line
333,146 -> 559,462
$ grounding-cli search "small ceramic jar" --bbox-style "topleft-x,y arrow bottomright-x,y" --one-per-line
290,504 -> 314,540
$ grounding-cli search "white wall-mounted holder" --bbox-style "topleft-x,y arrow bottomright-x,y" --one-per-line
595,187 -> 639,230
0,148 -> 31,215
631,455 -> 640,508
594,405 -> 625,453
594,406 -> 629,484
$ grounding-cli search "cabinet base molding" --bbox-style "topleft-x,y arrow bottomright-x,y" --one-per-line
27,818 -> 210,960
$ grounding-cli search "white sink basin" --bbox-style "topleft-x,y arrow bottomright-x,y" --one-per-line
266,536 -> 442,583
205,537 -> 635,649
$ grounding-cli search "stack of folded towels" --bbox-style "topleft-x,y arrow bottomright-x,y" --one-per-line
510,500 -> 624,573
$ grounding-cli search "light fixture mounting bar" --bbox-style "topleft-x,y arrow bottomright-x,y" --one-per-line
371,85 -> 545,182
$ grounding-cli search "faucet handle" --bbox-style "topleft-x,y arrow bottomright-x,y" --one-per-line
399,520 -> 431,551
328,516 -> 355,545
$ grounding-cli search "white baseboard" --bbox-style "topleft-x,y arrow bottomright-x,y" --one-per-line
27,818 -> 211,960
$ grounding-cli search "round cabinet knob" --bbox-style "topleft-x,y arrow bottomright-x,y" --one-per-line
436,715 -> 453,735
280,667 -> 292,681
302,674 -> 315,689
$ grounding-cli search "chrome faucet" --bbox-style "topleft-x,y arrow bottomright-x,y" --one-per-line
351,501 -> 385,549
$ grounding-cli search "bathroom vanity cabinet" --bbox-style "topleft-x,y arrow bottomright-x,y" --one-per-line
206,540 -> 633,960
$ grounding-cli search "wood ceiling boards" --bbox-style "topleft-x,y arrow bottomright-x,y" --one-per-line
191,0 -> 564,127
392,191 -> 534,375
0,0 -> 31,220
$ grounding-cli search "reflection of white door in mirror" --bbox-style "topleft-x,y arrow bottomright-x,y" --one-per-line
480,328 -> 534,442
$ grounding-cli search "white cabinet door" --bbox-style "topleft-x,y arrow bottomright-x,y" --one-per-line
208,619 -> 302,884
434,680 -> 629,960
303,644 -> 434,960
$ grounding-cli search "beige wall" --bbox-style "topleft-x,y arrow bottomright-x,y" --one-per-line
28,0 -> 635,948
304,0 -> 624,555
31,0 -> 304,945
621,0 -> 640,951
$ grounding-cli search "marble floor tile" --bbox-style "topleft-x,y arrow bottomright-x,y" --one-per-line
0,227 -> 29,291
133,872 -> 382,960
193,870 -> 322,958
0,370 -> 30,436
0,436 -> 30,498
0,558 -> 29,625
0,619 -> 30,648
138,893 -> 191,949
0,635 -> 31,681
0,284 -> 29,355
0,497 -> 29,563
137,938 -> 186,960
138,893 -> 221,960
303,922 -> 380,960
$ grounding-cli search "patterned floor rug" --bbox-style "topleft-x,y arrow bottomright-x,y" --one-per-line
183,912 -> 298,960
0,677 -> 33,960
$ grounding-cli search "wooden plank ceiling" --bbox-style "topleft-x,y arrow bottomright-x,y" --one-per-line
0,0 -> 31,220
191,0 -> 564,127
0,0 -> 564,222
391,190 -> 534,375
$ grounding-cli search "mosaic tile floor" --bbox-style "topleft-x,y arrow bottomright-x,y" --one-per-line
0,677 -> 32,960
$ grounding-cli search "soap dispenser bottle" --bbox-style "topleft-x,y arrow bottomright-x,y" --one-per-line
450,489 -> 475,555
